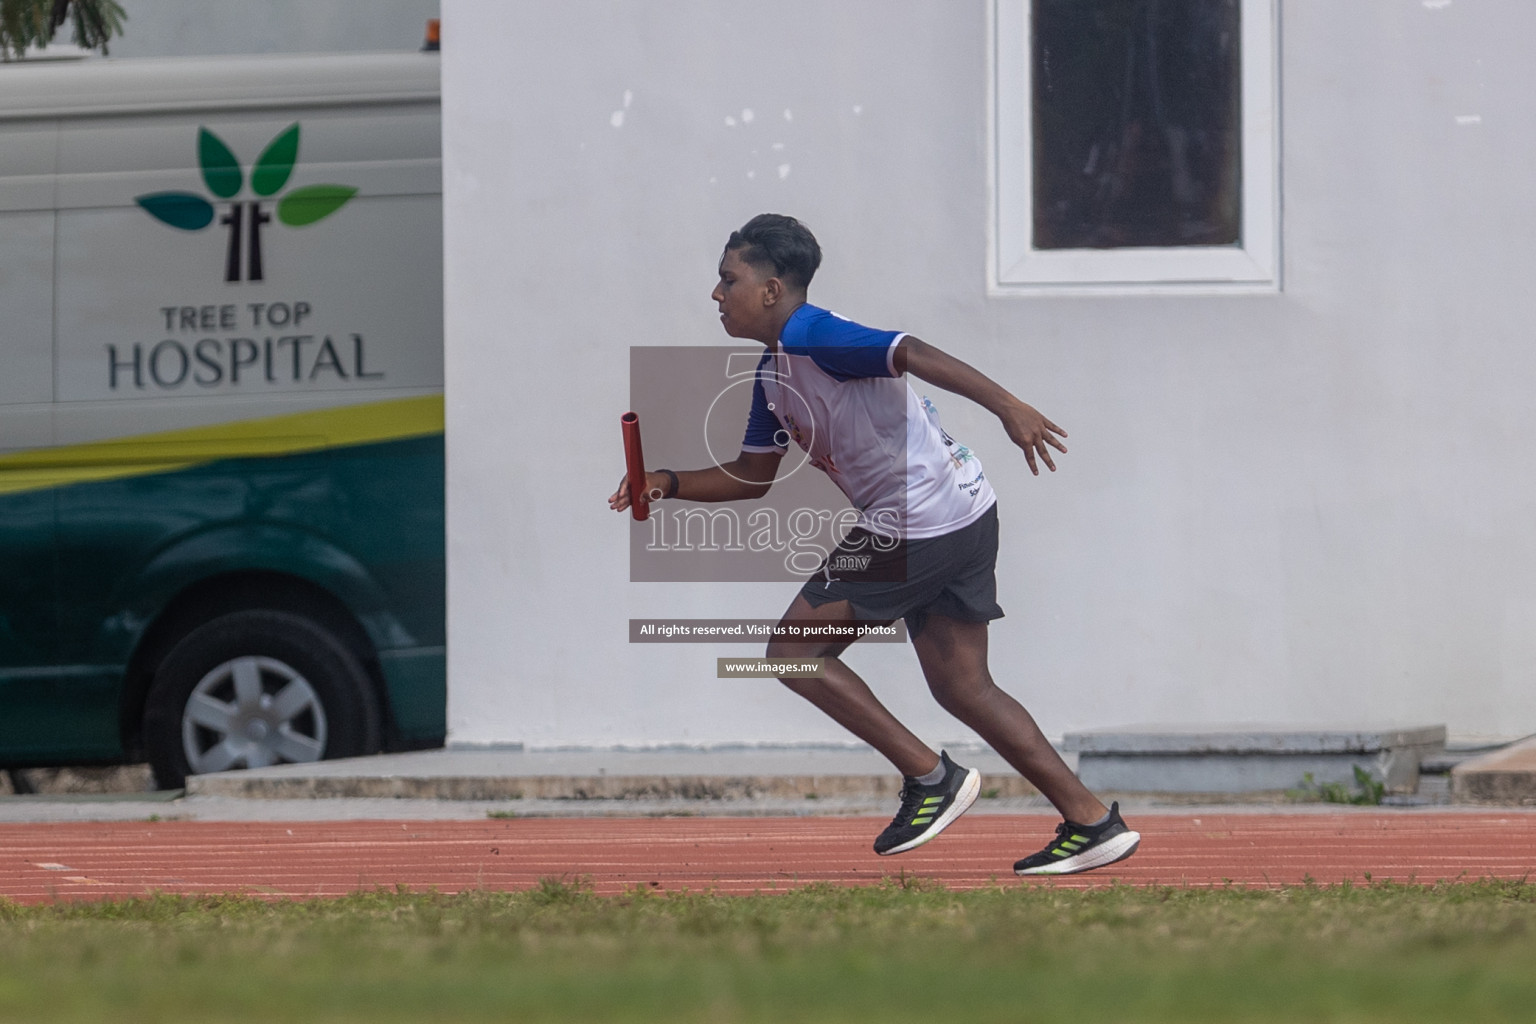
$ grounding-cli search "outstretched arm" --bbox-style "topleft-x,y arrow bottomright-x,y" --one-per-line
608,449 -> 783,511
894,336 -> 1067,475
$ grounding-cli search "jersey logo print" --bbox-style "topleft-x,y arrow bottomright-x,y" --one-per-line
782,413 -> 810,452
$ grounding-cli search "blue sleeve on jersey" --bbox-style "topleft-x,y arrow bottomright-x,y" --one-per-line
781,305 -> 901,382
741,357 -> 787,451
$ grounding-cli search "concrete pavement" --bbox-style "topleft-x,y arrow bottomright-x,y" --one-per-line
4,739 -> 1532,823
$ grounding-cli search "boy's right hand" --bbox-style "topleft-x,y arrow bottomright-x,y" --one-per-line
608,472 -> 660,512
608,474 -> 634,511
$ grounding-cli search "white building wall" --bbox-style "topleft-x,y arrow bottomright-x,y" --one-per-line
103,0 -> 438,57
443,0 -> 1536,747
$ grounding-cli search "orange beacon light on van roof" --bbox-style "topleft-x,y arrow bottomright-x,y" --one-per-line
422,19 -> 441,52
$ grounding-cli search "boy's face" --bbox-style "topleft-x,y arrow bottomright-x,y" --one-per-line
712,247 -> 777,342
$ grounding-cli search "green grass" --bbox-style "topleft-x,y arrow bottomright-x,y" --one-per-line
1,879 -> 1533,1022
1290,767 -> 1389,805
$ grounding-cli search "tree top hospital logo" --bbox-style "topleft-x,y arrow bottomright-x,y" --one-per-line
135,123 -> 357,283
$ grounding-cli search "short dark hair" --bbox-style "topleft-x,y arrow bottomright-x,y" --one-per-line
724,213 -> 822,290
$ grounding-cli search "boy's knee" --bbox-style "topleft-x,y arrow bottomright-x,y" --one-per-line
928,672 -> 994,713
929,686 -> 966,717
765,637 -> 827,660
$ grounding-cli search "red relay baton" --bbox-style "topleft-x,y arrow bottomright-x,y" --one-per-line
621,411 -> 649,521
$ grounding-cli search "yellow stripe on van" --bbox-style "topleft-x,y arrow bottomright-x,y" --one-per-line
0,394 -> 443,498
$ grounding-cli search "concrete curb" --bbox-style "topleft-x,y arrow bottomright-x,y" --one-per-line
180,747 -> 1039,802
1452,737 -> 1536,805
1066,724 -> 1447,795
185,773 -> 1042,801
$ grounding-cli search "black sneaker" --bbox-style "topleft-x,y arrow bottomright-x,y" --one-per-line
873,751 -> 981,856
1013,801 -> 1140,875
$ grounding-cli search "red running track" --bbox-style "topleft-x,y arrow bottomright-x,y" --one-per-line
2,813 -> 1534,904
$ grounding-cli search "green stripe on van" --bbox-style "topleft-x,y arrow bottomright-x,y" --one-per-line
0,394 -> 443,497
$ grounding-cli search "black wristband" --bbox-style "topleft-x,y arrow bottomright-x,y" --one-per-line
658,469 -> 679,500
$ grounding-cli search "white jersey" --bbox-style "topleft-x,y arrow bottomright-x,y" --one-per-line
741,303 -> 996,540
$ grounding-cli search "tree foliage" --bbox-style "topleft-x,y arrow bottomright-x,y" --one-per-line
0,0 -> 126,59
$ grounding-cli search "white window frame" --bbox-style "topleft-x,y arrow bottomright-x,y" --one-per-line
989,0 -> 1279,295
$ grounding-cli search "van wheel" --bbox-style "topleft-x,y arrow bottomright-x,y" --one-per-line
143,609 -> 381,790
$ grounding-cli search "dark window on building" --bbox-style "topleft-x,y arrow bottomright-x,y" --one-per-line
1032,0 -> 1241,250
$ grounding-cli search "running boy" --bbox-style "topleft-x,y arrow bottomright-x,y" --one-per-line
610,214 -> 1138,875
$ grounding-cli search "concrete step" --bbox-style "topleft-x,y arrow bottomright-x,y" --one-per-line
1064,724 -> 1447,796
183,746 -> 1038,801
1451,737 -> 1536,805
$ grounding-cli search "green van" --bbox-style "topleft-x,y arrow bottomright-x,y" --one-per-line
0,53 -> 445,787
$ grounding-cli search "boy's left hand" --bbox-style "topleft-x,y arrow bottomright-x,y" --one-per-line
1000,401 -> 1067,475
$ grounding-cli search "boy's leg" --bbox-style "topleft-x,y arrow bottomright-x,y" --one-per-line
770,593 -> 982,856
910,612 -> 1106,825
766,594 -> 938,778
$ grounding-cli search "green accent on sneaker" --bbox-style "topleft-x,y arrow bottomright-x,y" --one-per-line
873,756 -> 982,856
1014,801 -> 1139,876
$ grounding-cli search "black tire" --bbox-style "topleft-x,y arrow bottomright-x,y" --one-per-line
143,609 -> 382,790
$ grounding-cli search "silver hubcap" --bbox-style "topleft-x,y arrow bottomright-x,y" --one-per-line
181,656 -> 328,774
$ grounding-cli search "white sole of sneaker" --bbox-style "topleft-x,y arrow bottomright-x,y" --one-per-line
1014,830 -> 1141,876
877,767 -> 981,856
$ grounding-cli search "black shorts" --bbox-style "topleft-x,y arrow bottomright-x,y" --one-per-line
799,503 -> 1005,638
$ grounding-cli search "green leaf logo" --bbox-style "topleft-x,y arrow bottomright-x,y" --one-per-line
278,185 -> 358,227
198,128 -> 243,199
137,122 -> 357,282
252,122 -> 300,197
135,192 -> 216,231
